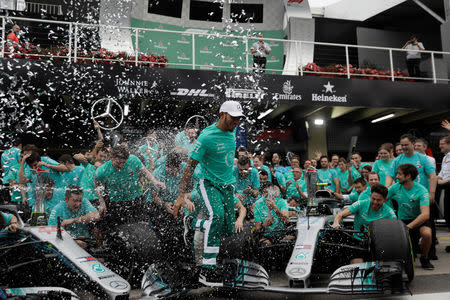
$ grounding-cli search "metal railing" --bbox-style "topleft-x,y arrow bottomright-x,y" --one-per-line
1,15 -> 449,84
26,2 -> 63,15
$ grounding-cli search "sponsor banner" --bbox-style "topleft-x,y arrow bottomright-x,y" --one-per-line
0,58 -> 449,111
130,19 -> 284,74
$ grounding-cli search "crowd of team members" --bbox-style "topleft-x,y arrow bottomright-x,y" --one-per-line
1,118 -> 450,273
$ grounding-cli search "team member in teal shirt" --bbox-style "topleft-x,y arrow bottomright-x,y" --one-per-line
95,145 -> 165,226
386,163 -> 434,269
285,167 -> 307,200
19,148 -> 68,210
336,158 -> 360,194
332,184 -> 396,263
0,210 -> 19,238
48,185 -> 99,248
233,156 -> 260,207
58,154 -> 85,187
253,155 -> 272,182
317,156 -> 341,193
173,100 -> 244,285
1,139 -> 22,185
5,163 -> 24,203
254,182 -> 290,246
372,146 -> 393,186
386,134 -> 437,203
75,148 -> 108,206
331,177 -> 370,204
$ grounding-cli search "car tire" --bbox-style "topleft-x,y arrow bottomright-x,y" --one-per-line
368,218 -> 414,282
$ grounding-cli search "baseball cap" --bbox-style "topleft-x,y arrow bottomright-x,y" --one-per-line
219,101 -> 245,117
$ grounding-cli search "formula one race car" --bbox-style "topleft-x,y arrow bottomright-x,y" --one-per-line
139,170 -> 414,298
0,205 -> 131,300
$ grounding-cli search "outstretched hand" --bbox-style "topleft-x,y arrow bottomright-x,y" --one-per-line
442,120 -> 450,131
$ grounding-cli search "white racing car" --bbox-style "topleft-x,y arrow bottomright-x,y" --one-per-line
0,205 -> 131,300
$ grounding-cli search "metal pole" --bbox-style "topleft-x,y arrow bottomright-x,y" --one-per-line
73,24 -> 78,63
192,33 -> 195,70
389,49 -> 394,81
245,37 -> 249,73
298,41 -> 303,76
431,52 -> 437,84
1,17 -> 5,58
135,28 -> 139,66
68,22 -> 72,63
345,45 -> 350,79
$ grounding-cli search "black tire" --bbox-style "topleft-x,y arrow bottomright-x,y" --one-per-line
368,219 -> 414,282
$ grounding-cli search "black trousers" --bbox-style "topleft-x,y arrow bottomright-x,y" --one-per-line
253,56 -> 267,73
406,58 -> 421,78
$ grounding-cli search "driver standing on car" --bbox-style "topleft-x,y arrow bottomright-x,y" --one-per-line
173,100 -> 244,286
332,184 -> 396,264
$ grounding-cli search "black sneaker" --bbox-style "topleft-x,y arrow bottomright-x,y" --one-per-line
420,257 -> 435,270
428,254 -> 438,260
183,215 -> 194,246
446,246 -> 450,253
199,267 -> 223,287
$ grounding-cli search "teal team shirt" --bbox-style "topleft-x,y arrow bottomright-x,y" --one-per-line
388,152 -> 435,189
233,166 -> 260,205
346,186 -> 371,204
62,165 -> 85,187
149,162 -> 186,203
336,168 -> 361,193
190,123 -> 236,186
48,200 -> 97,238
95,155 -> 144,201
348,199 -> 397,239
80,163 -> 98,202
286,178 -> 306,199
372,159 -> 393,186
0,211 -> 13,238
317,168 -> 338,192
254,197 -> 289,237
387,182 -> 429,220
273,171 -> 287,188
5,163 -> 22,202
1,147 -> 21,184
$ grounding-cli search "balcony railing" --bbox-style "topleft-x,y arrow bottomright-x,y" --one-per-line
1,15 -> 449,84
26,2 -> 62,15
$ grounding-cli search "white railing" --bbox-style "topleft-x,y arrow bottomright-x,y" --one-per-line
26,2 -> 63,15
1,15 -> 449,84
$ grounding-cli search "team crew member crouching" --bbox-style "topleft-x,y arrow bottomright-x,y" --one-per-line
173,100 -> 244,286
332,184 -> 396,264
386,163 -> 434,270
48,185 -> 100,248
94,145 -> 165,227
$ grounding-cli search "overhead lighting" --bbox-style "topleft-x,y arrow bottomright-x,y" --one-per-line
257,108 -> 274,120
124,104 -> 130,116
314,119 -> 324,125
371,113 -> 394,123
